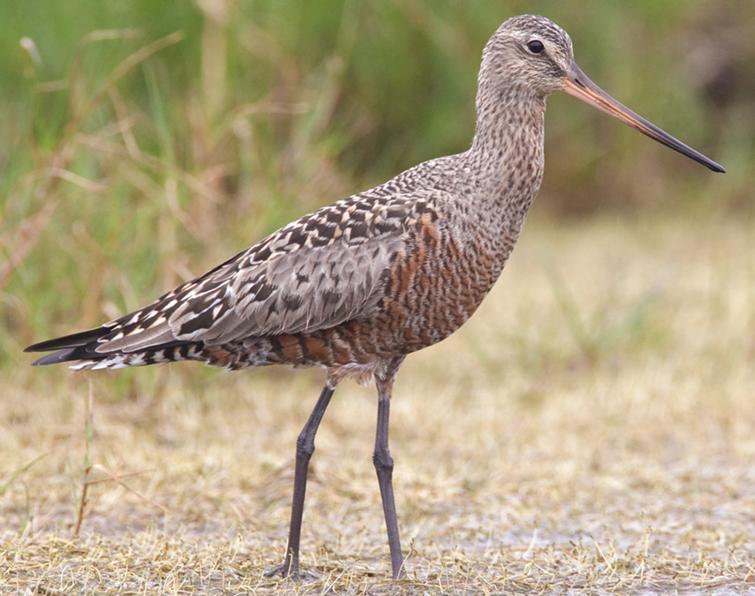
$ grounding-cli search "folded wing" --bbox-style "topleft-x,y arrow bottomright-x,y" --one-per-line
27,193 -> 419,362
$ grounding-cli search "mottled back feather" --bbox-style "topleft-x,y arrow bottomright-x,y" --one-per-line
91,192 -> 429,356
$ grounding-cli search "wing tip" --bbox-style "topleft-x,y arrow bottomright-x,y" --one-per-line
25,326 -> 112,367
25,326 -> 110,354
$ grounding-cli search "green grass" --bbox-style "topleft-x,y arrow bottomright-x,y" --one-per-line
1,2 -> 753,367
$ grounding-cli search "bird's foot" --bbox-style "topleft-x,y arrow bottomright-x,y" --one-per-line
264,562 -> 318,581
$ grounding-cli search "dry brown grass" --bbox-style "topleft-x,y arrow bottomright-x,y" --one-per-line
1,214 -> 753,594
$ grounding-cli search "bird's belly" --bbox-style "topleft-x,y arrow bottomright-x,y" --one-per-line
385,235 -> 504,353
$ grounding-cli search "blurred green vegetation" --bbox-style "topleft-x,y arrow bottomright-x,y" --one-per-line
0,0 -> 753,369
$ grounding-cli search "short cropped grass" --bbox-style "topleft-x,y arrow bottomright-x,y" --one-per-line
1,214 -> 752,594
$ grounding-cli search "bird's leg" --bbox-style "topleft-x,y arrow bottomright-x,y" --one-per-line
373,357 -> 405,579
265,381 -> 336,580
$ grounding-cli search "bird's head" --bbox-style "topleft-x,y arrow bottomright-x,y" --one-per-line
480,14 -> 725,172
482,15 -> 574,96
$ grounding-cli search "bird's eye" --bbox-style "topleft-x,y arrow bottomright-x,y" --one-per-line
526,40 -> 545,54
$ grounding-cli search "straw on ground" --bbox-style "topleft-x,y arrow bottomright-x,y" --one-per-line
1,214 -> 753,593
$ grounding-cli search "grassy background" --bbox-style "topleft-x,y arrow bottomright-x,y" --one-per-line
1,1 -> 753,592
2,0 -> 754,363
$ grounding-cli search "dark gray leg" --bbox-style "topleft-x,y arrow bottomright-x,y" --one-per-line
265,381 -> 335,579
374,357 -> 405,579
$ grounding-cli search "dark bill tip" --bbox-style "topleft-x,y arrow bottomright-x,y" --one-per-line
563,63 -> 726,174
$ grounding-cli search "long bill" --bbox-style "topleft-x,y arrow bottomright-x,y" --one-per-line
562,63 -> 725,173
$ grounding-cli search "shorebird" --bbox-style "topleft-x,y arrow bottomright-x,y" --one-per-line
26,15 -> 724,579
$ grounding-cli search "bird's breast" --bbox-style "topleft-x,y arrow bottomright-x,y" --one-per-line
360,209 -> 516,355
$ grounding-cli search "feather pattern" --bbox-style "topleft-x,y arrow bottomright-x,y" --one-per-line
97,192 -> 421,350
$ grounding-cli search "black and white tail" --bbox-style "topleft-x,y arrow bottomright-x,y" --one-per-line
25,326 -> 204,370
